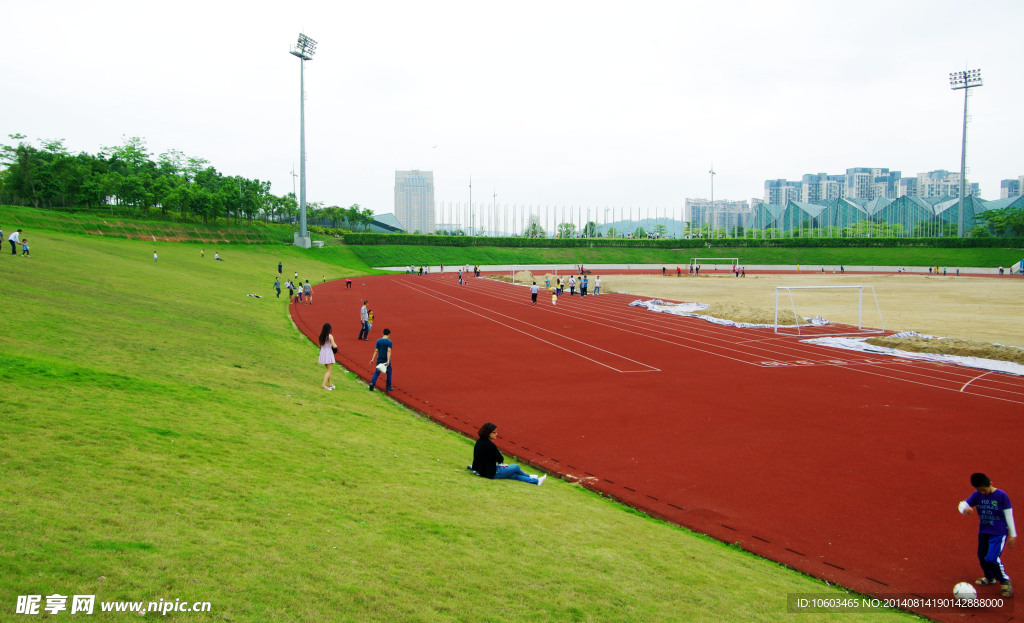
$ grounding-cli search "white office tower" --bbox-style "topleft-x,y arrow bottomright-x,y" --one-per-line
394,170 -> 435,234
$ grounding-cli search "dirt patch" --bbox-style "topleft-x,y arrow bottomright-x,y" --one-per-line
602,273 -> 1024,348
698,302 -> 805,326
864,336 -> 1024,365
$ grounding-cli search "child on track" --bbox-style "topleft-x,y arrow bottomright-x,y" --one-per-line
960,472 -> 1016,597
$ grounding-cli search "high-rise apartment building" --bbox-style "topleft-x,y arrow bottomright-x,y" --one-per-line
764,179 -> 802,205
909,170 -> 980,199
394,170 -> 435,234
1000,175 -> 1023,199
686,198 -> 750,232
844,168 -> 900,200
765,167 -> 989,204
801,173 -> 846,203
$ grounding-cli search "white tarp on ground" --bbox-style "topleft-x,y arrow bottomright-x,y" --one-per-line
800,332 -> 1024,377
629,300 -> 1023,376
628,299 -> 829,329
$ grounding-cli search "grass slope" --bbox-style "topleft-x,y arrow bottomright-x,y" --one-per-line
0,230 -> 914,621
0,205 -> 292,244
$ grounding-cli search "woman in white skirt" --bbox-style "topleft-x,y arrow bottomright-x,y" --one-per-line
318,323 -> 338,390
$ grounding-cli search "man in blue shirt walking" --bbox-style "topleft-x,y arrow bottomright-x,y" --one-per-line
368,328 -> 393,392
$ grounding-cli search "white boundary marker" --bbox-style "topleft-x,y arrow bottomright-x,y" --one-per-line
774,285 -> 885,336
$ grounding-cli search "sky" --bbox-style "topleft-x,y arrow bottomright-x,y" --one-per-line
2,0 -> 1022,221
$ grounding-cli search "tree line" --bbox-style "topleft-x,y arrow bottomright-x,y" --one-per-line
0,134 -> 374,230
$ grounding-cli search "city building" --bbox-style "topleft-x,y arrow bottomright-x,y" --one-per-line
844,167 -> 901,200
394,170 -> 435,234
768,167 -> 983,204
801,173 -> 846,203
686,198 -> 751,233
764,179 -> 802,205
906,169 -> 981,199
1000,175 -> 1023,199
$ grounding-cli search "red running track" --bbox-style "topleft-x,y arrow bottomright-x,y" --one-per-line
293,273 -> 1024,622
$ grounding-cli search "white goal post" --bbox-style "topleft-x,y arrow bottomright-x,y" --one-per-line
689,257 -> 739,267
774,285 -> 885,336
510,265 -> 559,284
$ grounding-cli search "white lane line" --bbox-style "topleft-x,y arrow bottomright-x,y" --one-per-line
397,280 -> 660,373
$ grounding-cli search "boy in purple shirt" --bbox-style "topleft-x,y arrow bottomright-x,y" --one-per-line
961,473 -> 1016,597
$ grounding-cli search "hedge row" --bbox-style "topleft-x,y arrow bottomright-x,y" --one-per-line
343,233 -> 1024,250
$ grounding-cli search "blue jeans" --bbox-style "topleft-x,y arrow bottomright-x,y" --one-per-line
494,464 -> 537,484
370,362 -> 392,389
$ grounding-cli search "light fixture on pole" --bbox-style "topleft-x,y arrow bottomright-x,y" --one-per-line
290,33 -> 317,248
949,68 -> 982,237
709,163 -> 716,238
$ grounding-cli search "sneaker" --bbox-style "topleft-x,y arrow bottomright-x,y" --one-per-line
536,475 -> 547,486
385,387 -> 393,392
368,385 -> 374,391
976,577 -> 999,586
328,385 -> 336,390
1001,582 -> 1013,598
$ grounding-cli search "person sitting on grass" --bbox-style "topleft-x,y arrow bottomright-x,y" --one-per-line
471,422 -> 545,486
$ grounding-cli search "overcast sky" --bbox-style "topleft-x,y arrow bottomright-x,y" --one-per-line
2,0 -> 1021,218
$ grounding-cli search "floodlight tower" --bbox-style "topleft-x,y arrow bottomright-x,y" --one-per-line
290,33 -> 317,248
949,68 -> 982,237
709,163 -> 716,238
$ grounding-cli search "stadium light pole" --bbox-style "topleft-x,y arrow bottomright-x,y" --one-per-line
709,163 -> 716,238
290,33 -> 317,249
949,68 -> 982,238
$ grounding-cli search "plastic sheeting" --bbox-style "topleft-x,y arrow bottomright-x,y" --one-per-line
800,332 -> 1024,377
628,299 -> 829,329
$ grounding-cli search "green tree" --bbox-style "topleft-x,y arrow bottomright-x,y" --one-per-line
975,207 -> 1024,237
344,204 -> 360,229
359,207 -> 375,231
523,215 -> 545,238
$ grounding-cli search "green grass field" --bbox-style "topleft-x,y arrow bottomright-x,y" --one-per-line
343,241 -> 1023,271
0,212 -> 920,621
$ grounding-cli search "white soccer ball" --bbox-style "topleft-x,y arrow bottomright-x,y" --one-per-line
953,581 -> 977,603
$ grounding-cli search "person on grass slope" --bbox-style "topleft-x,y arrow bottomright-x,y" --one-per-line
471,422 -> 545,486
318,323 -> 338,391
368,328 -> 393,392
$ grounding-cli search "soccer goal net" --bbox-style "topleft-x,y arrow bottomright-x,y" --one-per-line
774,285 -> 885,336
510,265 -> 559,284
689,257 -> 739,268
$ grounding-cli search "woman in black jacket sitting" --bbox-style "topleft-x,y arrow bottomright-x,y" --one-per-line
472,422 -> 546,486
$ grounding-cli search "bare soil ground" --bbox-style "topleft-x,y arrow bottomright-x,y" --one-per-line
597,272 -> 1024,360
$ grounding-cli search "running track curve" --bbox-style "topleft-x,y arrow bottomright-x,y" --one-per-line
292,273 -> 1023,622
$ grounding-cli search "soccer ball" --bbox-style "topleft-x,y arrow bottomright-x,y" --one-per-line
953,581 -> 977,603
